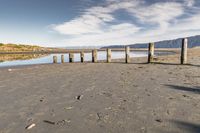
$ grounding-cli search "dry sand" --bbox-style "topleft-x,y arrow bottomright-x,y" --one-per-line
0,48 -> 199,133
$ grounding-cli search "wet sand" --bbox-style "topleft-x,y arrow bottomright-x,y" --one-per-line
0,48 -> 199,133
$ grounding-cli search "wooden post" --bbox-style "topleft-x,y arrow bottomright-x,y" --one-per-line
181,38 -> 188,64
125,46 -> 130,63
69,53 -> 74,63
80,51 -> 84,63
92,49 -> 98,63
107,49 -> 111,63
53,56 -> 57,63
148,43 -> 155,63
61,55 -> 64,63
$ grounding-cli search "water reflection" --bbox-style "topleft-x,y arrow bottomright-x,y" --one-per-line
0,54 -> 48,62
0,51 -> 173,67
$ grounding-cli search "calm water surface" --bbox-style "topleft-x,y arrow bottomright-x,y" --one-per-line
0,51 -> 172,67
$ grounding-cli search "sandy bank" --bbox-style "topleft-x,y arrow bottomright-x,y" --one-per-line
0,48 -> 199,133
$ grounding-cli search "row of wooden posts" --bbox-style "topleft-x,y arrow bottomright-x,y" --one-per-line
53,38 -> 188,64
53,49 -> 112,63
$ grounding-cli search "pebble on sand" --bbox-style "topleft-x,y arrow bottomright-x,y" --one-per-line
76,95 -> 83,100
155,119 -> 163,123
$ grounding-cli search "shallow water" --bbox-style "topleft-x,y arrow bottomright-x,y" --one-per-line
0,51 -> 148,67
0,51 -> 173,67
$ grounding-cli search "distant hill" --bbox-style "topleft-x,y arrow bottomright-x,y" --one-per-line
102,35 -> 200,49
0,43 -> 46,52
0,43 -> 62,52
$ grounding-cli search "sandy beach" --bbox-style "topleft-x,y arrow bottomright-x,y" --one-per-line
0,48 -> 199,133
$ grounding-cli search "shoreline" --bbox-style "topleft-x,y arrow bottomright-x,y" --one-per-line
0,49 -> 177,68
0,48 -> 178,54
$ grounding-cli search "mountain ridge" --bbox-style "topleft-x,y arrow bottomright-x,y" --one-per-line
102,35 -> 200,49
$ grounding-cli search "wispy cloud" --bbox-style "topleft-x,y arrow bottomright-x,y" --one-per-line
184,0 -> 195,7
51,0 -> 200,46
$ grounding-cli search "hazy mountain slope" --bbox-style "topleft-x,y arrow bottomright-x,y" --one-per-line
102,35 -> 200,49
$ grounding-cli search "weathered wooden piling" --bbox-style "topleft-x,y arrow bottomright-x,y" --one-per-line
92,50 -> 98,63
80,51 -> 84,63
148,43 -> 155,63
181,38 -> 188,64
61,55 -> 64,63
107,49 -> 111,63
125,46 -> 130,63
69,53 -> 74,63
53,56 -> 57,63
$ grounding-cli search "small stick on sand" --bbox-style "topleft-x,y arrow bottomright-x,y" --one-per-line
43,120 -> 56,125
25,123 -> 36,130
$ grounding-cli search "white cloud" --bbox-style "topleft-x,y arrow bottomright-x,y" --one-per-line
52,15 -> 104,35
52,0 -> 141,36
50,0 -> 200,46
184,0 -> 195,7
126,2 -> 184,33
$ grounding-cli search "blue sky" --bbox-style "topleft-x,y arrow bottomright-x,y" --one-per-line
0,0 -> 200,47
